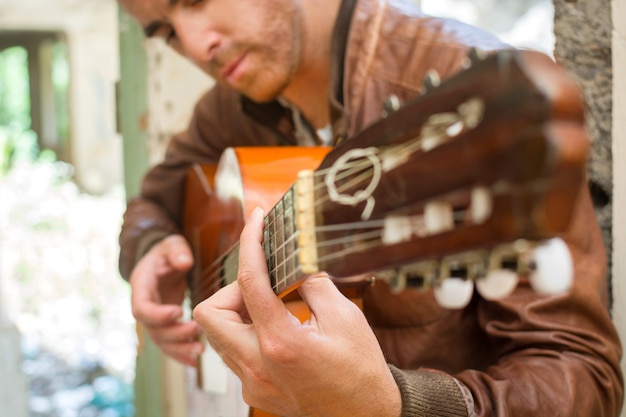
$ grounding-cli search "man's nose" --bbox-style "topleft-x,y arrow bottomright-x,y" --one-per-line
171,18 -> 222,64
190,31 -> 221,62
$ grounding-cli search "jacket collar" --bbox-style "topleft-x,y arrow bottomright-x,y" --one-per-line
240,0 -> 356,145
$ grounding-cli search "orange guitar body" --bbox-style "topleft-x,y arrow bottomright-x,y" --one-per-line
184,146 -> 332,417
184,146 -> 331,306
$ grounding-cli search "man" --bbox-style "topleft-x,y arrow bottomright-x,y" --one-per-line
117,0 -> 624,415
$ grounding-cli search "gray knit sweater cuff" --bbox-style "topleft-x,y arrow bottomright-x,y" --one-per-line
388,365 -> 474,417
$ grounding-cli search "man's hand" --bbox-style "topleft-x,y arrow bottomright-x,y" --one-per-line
193,208 -> 402,417
130,234 -> 204,366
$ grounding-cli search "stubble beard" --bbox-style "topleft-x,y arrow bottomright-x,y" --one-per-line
210,3 -> 302,103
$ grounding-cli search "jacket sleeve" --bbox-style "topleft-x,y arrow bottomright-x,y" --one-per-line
118,85 -> 280,280
387,184 -> 624,416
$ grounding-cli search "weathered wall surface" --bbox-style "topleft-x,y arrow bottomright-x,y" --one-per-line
144,40 -> 213,165
553,0 -> 613,259
611,3 -> 626,415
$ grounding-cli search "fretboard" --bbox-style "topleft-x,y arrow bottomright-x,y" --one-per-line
221,182 -> 314,297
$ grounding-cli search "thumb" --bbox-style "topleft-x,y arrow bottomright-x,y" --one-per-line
297,274 -> 360,320
161,234 -> 194,271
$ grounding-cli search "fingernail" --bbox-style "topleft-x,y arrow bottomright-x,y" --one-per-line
177,253 -> 191,263
252,206 -> 264,218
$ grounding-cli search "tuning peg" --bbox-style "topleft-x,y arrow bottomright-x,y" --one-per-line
461,47 -> 488,69
434,277 -> 474,309
423,200 -> 454,234
388,269 -> 408,293
528,238 -> 573,295
381,94 -> 401,118
475,247 -> 519,300
476,269 -> 519,300
470,186 -> 492,224
388,261 -> 438,293
420,70 -> 441,94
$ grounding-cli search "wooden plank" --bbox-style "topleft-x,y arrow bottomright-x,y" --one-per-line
118,8 -> 170,417
117,7 -> 150,199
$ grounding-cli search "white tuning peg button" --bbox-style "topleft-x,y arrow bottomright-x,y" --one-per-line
476,269 -> 519,300
424,200 -> 454,234
434,278 -> 474,309
529,238 -> 574,295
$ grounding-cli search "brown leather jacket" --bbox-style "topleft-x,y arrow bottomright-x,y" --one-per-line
119,0 -> 624,415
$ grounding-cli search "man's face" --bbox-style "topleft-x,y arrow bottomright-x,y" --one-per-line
119,0 -> 303,102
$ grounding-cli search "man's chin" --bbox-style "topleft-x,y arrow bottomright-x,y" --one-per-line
239,86 -> 284,104
212,71 -> 289,103
236,75 -> 291,103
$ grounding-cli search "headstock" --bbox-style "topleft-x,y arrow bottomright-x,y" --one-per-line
299,49 -> 587,307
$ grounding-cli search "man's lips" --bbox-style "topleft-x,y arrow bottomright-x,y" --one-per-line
220,53 -> 247,82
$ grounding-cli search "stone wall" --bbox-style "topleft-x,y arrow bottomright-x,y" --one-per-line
553,0 -> 614,281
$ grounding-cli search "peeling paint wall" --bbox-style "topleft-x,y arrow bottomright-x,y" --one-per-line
145,40 -> 213,165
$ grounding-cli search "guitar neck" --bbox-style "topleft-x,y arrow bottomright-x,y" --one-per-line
219,182 -> 319,299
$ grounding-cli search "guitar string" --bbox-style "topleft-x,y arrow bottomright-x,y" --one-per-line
193,197 -> 384,293
267,226 -> 386,291
194,106 -> 486,301
192,144 -> 422,300
309,139 -> 430,211
192,222 -> 387,299
194,156 -> 379,280
195,218 -> 385,288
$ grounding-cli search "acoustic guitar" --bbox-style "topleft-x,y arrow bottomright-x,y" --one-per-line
183,49 -> 589,416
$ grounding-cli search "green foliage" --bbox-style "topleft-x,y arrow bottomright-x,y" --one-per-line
52,41 -> 70,149
0,46 -> 39,174
0,46 -> 31,129
0,41 -> 70,175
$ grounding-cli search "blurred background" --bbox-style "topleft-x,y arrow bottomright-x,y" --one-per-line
0,0 -> 576,416
1,2 -> 132,417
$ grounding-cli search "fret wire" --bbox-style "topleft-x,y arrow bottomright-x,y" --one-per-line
196,159 -> 378,282
269,233 -> 382,284
271,262 -> 301,293
284,188 -> 297,284
276,202 -> 282,282
263,214 -> 271,278
269,232 -> 301,291
196,226 -> 384,297
263,224 -> 384,276
267,229 -> 382,278
268,238 -> 384,294
268,206 -> 277,288
197,242 -> 239,284
195,148 -> 407,297
196,220 -> 383,281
